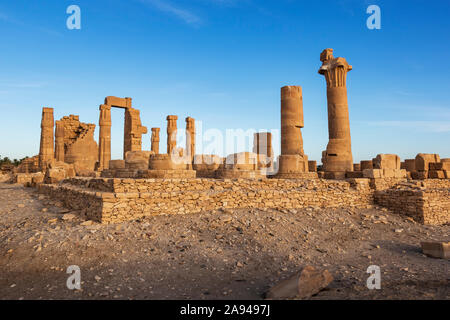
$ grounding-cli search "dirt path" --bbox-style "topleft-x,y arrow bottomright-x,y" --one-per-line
0,182 -> 448,300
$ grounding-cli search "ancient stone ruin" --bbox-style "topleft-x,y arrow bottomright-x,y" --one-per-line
10,48 -> 448,226
319,48 -> 354,179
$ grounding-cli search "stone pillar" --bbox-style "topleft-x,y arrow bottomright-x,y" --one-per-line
55,120 -> 65,162
277,86 -> 309,176
124,107 -> 147,159
253,132 -> 274,170
318,48 -> 353,176
39,107 -> 54,170
166,115 -> 178,155
253,132 -> 273,158
185,117 -> 195,162
98,104 -> 112,170
151,128 -> 160,154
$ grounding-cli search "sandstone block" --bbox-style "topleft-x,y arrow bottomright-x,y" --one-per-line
374,154 -> 401,170
265,266 -> 333,299
363,169 -> 382,179
346,171 -> 363,178
421,241 -> 450,259
109,160 -> 126,170
415,153 -> 440,171
411,171 -> 428,180
360,160 -> 373,170
428,170 -> 445,179
308,161 -> 317,172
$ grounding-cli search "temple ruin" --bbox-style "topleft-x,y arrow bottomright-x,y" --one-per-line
10,48 -> 448,226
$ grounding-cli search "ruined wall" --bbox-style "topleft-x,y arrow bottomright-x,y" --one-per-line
374,180 -> 450,225
39,178 -> 374,223
59,115 -> 99,173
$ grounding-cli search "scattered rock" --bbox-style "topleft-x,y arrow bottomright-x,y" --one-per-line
62,213 -> 76,221
265,266 -> 333,299
421,241 -> 450,259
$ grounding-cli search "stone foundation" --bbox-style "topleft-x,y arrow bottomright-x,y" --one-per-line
36,177 -> 406,224
36,175 -> 449,225
374,180 -> 450,225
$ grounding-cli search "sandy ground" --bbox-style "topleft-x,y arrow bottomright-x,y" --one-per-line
0,182 -> 449,300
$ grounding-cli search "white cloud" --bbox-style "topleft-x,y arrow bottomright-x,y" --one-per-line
369,121 -> 450,133
138,0 -> 201,25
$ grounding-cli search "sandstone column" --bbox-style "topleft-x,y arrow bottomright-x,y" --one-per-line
185,117 -> 195,162
166,115 -> 178,155
124,107 -> 147,159
318,48 -> 353,176
253,132 -> 274,170
277,86 -> 309,176
39,107 -> 54,170
151,128 -> 160,154
98,104 -> 112,170
55,120 -> 65,162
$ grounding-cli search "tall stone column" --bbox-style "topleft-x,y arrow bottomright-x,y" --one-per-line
166,115 -> 178,155
185,117 -> 195,162
318,48 -> 353,176
98,104 -> 112,170
39,107 -> 54,170
151,128 -> 160,154
277,86 -> 309,176
55,120 -> 65,162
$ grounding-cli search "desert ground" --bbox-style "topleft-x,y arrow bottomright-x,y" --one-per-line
0,182 -> 448,300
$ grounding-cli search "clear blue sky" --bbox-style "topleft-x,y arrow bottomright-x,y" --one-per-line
1,0 -> 449,162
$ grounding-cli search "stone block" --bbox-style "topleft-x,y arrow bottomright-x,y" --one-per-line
373,154 -> 401,170
428,170 -> 445,179
324,171 -> 346,180
125,151 -> 153,170
109,160 -> 126,170
363,169 -> 382,179
382,168 -> 395,178
360,160 -> 373,170
421,241 -> 450,259
308,160 -> 317,172
394,169 -> 407,178
415,153 -> 440,171
404,159 -> 416,172
346,171 -> 363,178
104,96 -> 132,108
411,171 -> 428,180
440,159 -> 450,171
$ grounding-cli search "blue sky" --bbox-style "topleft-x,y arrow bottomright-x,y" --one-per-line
0,0 -> 449,162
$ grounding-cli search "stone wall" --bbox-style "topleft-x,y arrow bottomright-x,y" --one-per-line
39,177 -> 374,223
37,177 -> 449,225
374,180 -> 450,225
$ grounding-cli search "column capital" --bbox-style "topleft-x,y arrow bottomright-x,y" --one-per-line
318,49 -> 352,88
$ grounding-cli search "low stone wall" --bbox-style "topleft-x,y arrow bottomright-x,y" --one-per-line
37,177 -> 449,225
374,180 -> 450,225
39,177 -> 374,223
